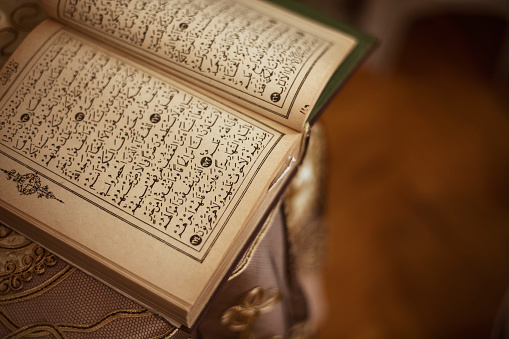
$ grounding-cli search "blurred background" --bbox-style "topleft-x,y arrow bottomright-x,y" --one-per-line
298,0 -> 509,338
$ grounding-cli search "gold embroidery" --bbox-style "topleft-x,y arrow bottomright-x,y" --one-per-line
0,307 -> 17,333
0,28 -> 19,58
0,1 -> 47,63
5,323 -> 66,338
221,287 -> 282,339
0,225 -> 180,338
0,224 -> 31,249
9,2 -> 45,32
0,224 -> 58,293
153,327 -> 181,339
0,304 -> 179,338
0,265 -> 75,304
60,309 -> 153,332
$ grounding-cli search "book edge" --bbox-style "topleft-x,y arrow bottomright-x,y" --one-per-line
265,0 -> 377,124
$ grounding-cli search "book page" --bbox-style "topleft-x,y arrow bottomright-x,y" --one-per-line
0,20 -> 301,323
42,0 -> 358,131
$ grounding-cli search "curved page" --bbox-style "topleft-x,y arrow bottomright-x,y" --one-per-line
43,0 -> 357,131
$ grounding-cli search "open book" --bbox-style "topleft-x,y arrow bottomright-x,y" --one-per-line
0,0 -> 373,330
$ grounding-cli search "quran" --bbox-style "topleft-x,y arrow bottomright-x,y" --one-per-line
0,0 -> 373,330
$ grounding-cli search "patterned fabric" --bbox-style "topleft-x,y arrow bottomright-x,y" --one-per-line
0,0 -> 46,67
0,224 -> 183,338
0,204 -> 314,338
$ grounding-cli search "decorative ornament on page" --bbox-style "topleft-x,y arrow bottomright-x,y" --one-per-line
0,223 -> 58,293
0,168 -> 64,203
221,287 -> 282,338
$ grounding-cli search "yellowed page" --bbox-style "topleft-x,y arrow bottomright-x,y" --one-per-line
42,0 -> 357,131
0,20 -> 302,327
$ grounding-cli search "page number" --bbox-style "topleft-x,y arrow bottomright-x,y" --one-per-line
300,105 -> 310,114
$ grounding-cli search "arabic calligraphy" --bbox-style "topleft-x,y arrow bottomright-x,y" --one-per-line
0,33 -> 278,258
60,0 -> 329,116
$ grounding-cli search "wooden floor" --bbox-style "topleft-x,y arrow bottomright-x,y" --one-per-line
316,14 -> 509,339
